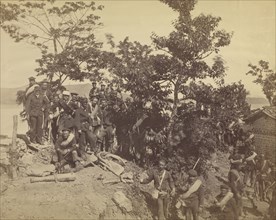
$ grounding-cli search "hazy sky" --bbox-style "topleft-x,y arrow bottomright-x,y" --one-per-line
1,0 -> 275,98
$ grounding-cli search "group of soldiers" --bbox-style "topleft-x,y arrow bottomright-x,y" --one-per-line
228,143 -> 276,220
138,140 -> 275,220
22,76 -> 275,220
23,76 -> 124,171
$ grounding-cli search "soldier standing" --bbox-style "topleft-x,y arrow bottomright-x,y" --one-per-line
140,159 -> 175,220
176,169 -> 204,220
228,159 -> 244,217
25,86 -> 49,144
89,81 -> 99,101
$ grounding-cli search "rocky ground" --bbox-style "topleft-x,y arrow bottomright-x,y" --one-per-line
1,165 -> 153,220
0,137 -> 271,220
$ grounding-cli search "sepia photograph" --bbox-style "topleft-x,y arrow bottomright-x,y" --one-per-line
0,0 -> 275,219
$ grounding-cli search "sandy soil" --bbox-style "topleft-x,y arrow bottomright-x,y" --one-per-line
0,165 -> 151,220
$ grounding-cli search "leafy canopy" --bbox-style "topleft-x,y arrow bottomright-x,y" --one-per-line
247,60 -> 276,106
1,0 -> 105,83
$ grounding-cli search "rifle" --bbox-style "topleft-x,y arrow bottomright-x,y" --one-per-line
193,158 -> 200,169
55,145 -> 79,173
62,144 -> 78,160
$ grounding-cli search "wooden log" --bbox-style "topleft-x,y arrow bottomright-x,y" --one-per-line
30,173 -> 76,183
11,115 -> 18,150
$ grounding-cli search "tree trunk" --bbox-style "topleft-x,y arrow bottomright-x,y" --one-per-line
167,82 -> 180,150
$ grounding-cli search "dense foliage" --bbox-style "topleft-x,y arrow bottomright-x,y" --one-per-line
247,60 -> 276,106
1,0 -> 251,175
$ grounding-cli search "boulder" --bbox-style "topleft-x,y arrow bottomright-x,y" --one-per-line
26,164 -> 55,177
112,191 -> 133,213
120,172 -> 134,183
20,153 -> 34,166
0,151 -> 11,166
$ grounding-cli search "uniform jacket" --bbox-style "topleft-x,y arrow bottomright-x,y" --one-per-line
215,194 -> 238,215
55,133 -> 77,150
142,168 -> 175,193
179,178 -> 204,206
215,194 -> 238,220
89,87 -> 99,101
228,169 -> 244,195
74,107 -> 92,131
58,100 -> 75,116
25,92 -> 49,117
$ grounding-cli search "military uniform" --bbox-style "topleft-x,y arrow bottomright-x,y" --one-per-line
89,86 -> 99,101
25,90 -> 49,144
243,150 -> 257,187
57,99 -> 75,133
54,131 -> 79,170
214,185 -> 238,220
141,168 -> 175,220
41,88 -> 52,137
256,157 -> 273,201
228,166 -> 244,217
74,105 -> 97,155
177,170 -> 204,220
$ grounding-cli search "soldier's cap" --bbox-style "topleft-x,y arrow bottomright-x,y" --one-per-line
62,127 -> 71,132
34,86 -> 41,91
41,79 -> 48,84
220,184 -> 230,190
62,91 -> 71,96
101,83 -> 106,86
231,154 -> 243,162
80,97 -> 88,103
70,92 -> 78,96
188,169 -> 198,177
28,76 -> 36,81
92,81 -> 97,84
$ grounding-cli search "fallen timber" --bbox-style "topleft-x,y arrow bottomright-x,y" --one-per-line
30,173 -> 76,183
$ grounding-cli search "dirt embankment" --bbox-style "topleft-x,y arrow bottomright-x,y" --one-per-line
0,138 -> 270,220
0,164 -> 154,220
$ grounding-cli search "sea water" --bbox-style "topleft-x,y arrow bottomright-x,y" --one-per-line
0,104 -> 28,137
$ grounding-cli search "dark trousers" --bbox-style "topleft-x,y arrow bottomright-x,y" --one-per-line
43,111 -> 49,136
79,130 -> 97,154
187,199 -> 199,220
29,115 -> 43,143
104,125 -> 114,152
157,194 -> 169,220
177,199 -> 199,220
234,194 -> 243,216
51,118 -> 58,142
257,175 -> 268,200
244,168 -> 256,187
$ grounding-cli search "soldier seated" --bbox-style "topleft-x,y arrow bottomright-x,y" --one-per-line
213,184 -> 238,220
54,128 -> 82,173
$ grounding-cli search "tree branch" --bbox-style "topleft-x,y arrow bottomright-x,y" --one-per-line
42,8 -> 54,29
61,75 -> 68,85
21,17 -> 50,36
27,14 -> 51,34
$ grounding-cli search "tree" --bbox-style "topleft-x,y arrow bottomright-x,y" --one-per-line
246,60 -> 276,106
151,0 -> 232,146
1,0 -> 105,85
